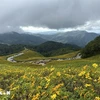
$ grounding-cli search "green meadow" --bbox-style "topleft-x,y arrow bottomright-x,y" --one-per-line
0,49 -> 100,100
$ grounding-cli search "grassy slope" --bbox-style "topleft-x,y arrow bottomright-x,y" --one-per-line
1,50 -> 99,69
14,49 -> 45,61
0,53 -> 100,99
50,51 -> 79,58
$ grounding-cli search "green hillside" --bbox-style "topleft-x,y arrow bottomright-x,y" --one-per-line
51,51 -> 79,58
0,43 -> 100,100
0,53 -> 100,100
35,41 -> 80,57
14,49 -> 44,61
81,36 -> 100,58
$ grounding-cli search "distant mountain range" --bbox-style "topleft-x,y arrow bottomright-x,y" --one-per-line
36,31 -> 99,47
0,31 -> 99,47
0,32 -> 47,45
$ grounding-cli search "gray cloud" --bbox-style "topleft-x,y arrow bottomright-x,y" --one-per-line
0,0 -> 100,32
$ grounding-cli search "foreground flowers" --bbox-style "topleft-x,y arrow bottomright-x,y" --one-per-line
51,94 -> 57,100
92,63 -> 98,68
0,63 -> 99,100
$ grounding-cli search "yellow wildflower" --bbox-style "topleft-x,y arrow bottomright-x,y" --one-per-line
22,75 -> 26,79
78,71 -> 86,76
83,65 -> 88,70
56,72 -> 61,76
11,86 -> 19,90
32,93 -> 40,100
56,91 -> 60,95
98,77 -> 100,83
37,86 -> 42,89
94,79 -> 97,82
50,68 -> 55,71
85,84 -> 92,87
52,83 -> 64,92
45,77 -> 50,82
11,94 -> 15,99
85,73 -> 92,80
63,96 -> 68,99
31,82 -> 35,86
51,94 -> 57,100
0,88 -> 3,91
45,83 -> 49,89
41,92 -> 46,96
94,97 -> 100,100
92,63 -> 98,68
74,87 -> 77,90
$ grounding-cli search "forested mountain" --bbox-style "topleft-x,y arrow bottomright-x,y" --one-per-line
81,36 -> 100,58
34,41 -> 80,56
0,44 -> 24,56
0,41 -> 80,57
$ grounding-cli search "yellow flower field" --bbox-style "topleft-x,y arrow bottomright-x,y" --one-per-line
0,63 -> 100,100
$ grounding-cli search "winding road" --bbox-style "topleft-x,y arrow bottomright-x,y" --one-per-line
7,52 -> 81,66
7,53 -> 24,62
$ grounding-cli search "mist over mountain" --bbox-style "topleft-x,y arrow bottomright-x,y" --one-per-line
0,31 -> 47,45
0,31 -> 99,47
36,31 -> 99,47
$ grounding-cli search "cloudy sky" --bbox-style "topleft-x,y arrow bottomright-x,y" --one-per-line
0,0 -> 100,33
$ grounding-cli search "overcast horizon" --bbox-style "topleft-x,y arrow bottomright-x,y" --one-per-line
0,0 -> 100,34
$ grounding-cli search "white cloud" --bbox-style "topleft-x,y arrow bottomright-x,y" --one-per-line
60,20 -> 100,33
20,20 -> 100,34
20,26 -> 57,33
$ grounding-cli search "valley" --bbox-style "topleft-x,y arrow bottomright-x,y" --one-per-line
0,33 -> 100,100
0,1 -> 100,99
0,47 -> 100,100
7,49 -> 81,66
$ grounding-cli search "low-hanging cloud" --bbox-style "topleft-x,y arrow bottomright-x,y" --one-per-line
0,0 -> 100,33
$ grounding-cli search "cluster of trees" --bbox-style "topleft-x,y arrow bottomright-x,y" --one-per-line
34,41 -> 80,57
81,36 -> 100,58
0,44 -> 24,56
0,41 -> 81,57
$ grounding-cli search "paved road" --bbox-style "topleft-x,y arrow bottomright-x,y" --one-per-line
7,53 -> 24,62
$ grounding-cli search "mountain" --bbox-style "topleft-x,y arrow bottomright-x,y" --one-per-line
0,32 -> 47,45
36,31 -> 99,47
34,41 -> 80,56
0,41 -> 80,57
0,31 -> 99,47
81,36 -> 100,58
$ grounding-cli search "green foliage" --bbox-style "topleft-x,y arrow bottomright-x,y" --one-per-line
0,44 -> 24,56
0,41 -> 80,57
35,41 -> 80,57
81,36 -> 100,58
